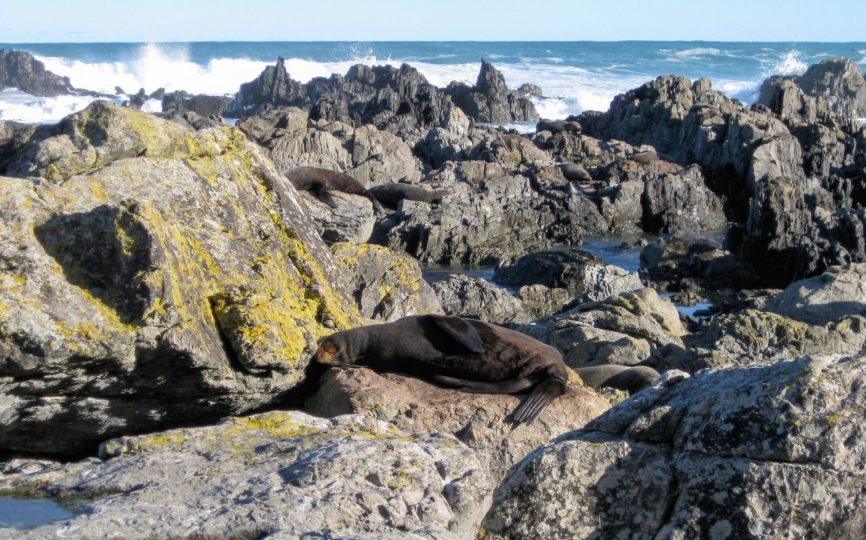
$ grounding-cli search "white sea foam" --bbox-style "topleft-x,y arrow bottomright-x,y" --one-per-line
765,49 -> 808,77
0,89 -> 106,124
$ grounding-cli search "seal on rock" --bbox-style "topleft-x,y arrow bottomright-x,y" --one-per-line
284,166 -> 385,214
368,183 -> 450,208
313,314 -> 569,424
574,364 -> 660,393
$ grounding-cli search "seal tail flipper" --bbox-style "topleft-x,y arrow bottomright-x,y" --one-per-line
432,375 -> 534,394
363,192 -> 386,214
313,186 -> 340,209
512,377 -> 567,425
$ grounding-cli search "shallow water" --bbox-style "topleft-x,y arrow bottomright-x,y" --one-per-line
0,497 -> 76,529
579,237 -> 645,274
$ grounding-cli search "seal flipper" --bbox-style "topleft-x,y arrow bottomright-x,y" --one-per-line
432,374 -> 534,394
312,185 -> 340,209
428,315 -> 485,354
512,377 -> 567,425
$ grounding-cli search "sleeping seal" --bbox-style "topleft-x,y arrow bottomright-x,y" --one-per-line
313,314 -> 569,424
285,166 -> 385,214
367,183 -> 450,208
574,364 -> 660,393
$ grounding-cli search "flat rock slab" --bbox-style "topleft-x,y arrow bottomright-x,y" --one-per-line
0,411 -> 491,539
305,367 -> 612,482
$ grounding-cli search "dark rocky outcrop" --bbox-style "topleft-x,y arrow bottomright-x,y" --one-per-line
444,60 -> 539,123
226,58 -> 455,140
773,58 -> 866,119
161,90 -> 232,117
0,49 -> 75,96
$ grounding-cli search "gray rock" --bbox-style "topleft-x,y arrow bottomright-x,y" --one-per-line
161,90 -> 231,117
332,242 -> 443,321
640,237 -> 760,293
482,354 -> 866,539
642,164 -> 727,235
0,412 -> 491,539
0,49 -> 75,96
796,58 -> 866,119
494,247 -> 642,303
299,188 -> 377,244
766,264 -> 866,324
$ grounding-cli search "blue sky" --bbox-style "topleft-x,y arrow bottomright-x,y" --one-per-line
2,0 -> 864,42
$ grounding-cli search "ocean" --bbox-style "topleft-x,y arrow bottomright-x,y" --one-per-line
1,41 -> 865,124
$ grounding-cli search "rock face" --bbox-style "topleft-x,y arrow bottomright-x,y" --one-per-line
379,168 -> 608,266
640,237 -> 760,293
482,355 -> 866,539
161,90 -> 232,117
0,102 -> 362,455
0,411 -> 491,539
305,368 -> 612,482
444,60 -> 539,123
494,248 -> 643,304
0,49 -> 75,96
331,242 -> 443,321
432,274 -> 527,324
765,264 -> 866,324
227,59 -> 455,138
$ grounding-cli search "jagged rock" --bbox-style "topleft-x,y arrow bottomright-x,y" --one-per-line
533,130 -> 638,170
432,274 -> 527,324
642,164 -> 727,234
482,355 -> 866,539
0,412 -> 491,539
239,110 -> 423,186
0,49 -> 75,96
524,288 -> 685,369
305,368 -> 612,482
228,59 -> 455,139
444,60 -> 539,123
733,175 -> 866,287
378,168 -> 608,266
765,264 -> 866,324
161,90 -> 231,117
415,106 -> 475,167
0,102 -> 362,455
515,284 -> 572,321
468,132 -> 552,169
517,83 -> 543,99
332,242 -> 443,321
796,58 -> 866,119
494,247 -> 642,304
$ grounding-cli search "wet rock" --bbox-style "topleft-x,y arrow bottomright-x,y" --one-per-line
0,103 -> 362,455
0,49 -> 75,96
482,355 -> 866,539
332,242 -> 443,321
494,247 -> 642,304
305,368 -> 612,482
525,288 -> 685,369
444,60 -> 539,123
0,412 -> 491,539
765,263 -> 866,324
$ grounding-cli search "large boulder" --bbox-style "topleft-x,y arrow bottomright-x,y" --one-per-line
432,274 -> 527,324
305,368 -> 612,483
0,411 -> 491,539
444,60 -> 539,123
482,354 -> 866,539
0,103 -> 362,455
796,58 -> 866,119
494,247 -> 643,304
0,49 -> 75,96
331,242 -> 443,321
640,237 -> 760,293
525,288 -> 685,369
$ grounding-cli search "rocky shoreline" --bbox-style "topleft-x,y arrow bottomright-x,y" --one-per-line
0,50 -> 865,538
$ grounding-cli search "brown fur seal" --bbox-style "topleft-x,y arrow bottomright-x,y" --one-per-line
627,150 -> 675,164
313,314 -> 569,424
558,163 -> 592,182
285,166 -> 384,214
574,365 -> 660,393
368,183 -> 450,208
